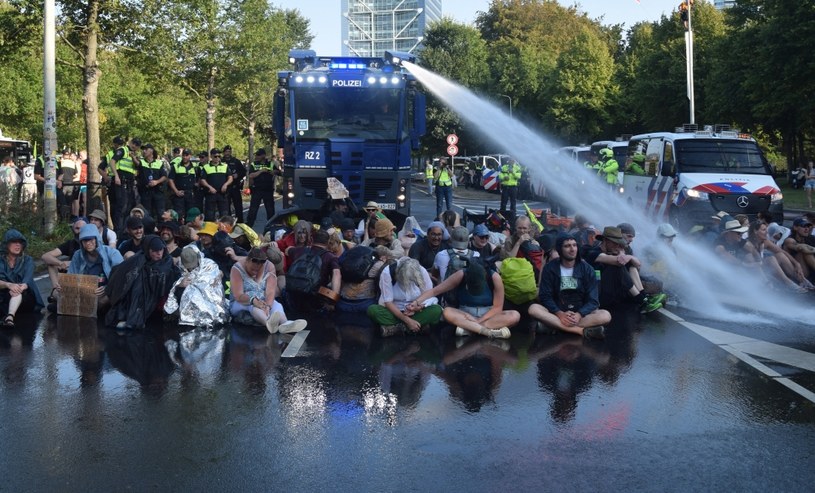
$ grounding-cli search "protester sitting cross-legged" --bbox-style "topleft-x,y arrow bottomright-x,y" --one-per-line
361,217 -> 404,259
0,229 -> 45,326
584,226 -> 665,313
230,247 -> 306,334
409,249 -> 520,339
528,234 -> 611,340
164,244 -> 229,326
284,228 -> 341,313
408,221 -> 449,275
105,236 -> 179,330
63,223 -> 124,313
398,216 -> 423,252
337,245 -> 390,313
367,257 -> 442,337
41,217 -> 87,303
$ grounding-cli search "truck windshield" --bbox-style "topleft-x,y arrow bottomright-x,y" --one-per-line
675,139 -> 770,174
293,87 -> 403,141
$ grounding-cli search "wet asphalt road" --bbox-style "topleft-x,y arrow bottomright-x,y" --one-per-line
1,187 -> 814,491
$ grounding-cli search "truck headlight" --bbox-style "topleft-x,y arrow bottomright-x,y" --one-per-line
771,192 -> 783,203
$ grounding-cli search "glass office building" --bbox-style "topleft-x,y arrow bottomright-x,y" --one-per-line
341,0 -> 443,57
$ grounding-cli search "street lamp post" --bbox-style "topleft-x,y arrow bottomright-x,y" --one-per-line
499,94 -> 512,119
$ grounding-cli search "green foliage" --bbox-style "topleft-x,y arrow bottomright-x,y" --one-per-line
0,187 -> 72,259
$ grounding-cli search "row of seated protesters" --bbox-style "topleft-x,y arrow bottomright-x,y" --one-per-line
8,201 -> 812,337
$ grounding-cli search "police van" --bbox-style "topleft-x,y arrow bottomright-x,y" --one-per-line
620,125 -> 783,231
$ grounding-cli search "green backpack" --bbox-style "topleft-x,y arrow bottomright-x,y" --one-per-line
500,257 -> 538,305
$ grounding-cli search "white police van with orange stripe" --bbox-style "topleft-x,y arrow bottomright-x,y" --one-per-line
620,125 -> 783,232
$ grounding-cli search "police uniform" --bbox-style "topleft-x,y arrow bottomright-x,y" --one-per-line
224,153 -> 247,223
498,161 -> 523,217
111,145 -> 139,231
200,154 -> 231,220
168,158 -> 199,219
138,158 -> 167,219
246,157 -> 278,228
434,164 -> 454,217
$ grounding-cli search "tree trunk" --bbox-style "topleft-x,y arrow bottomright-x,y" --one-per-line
83,0 -> 103,211
206,66 -> 217,151
247,115 -> 256,163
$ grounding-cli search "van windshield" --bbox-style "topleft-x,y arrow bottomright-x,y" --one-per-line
675,139 -> 770,175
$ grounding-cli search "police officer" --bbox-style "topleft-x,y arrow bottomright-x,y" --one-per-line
596,148 -> 619,189
168,149 -> 198,219
195,150 -> 208,210
223,145 -> 246,223
434,158 -> 454,218
169,147 -> 183,169
199,148 -> 232,221
246,148 -> 279,228
627,153 -> 647,176
137,144 -> 167,219
498,159 -> 523,217
109,137 -> 141,232
425,159 -> 435,196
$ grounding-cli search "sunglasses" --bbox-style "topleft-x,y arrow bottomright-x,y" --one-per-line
249,257 -> 266,264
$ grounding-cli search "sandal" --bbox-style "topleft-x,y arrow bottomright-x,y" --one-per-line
2,314 -> 14,328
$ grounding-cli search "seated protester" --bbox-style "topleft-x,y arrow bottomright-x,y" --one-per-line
410,253 -> 519,339
65,224 -> 124,312
537,231 -> 559,265
88,209 -> 117,248
743,220 -> 811,292
617,222 -> 661,294
164,244 -> 229,326
230,247 -> 306,334
584,226 -> 665,313
177,224 -> 197,247
129,206 -> 156,235
117,215 -> 146,259
285,228 -> 341,313
195,221 -> 218,254
469,223 -> 498,260
567,214 -> 597,255
217,215 -> 237,234
528,233 -> 610,339
767,223 -> 791,248
337,245 -> 390,313
643,223 -> 679,284
260,238 -> 286,293
280,220 -> 312,272
42,217 -> 86,302
339,218 -> 359,247
500,215 -> 543,277
398,216 -> 423,252
408,221 -> 449,274
440,209 -> 461,230
229,223 -> 261,251
0,229 -> 45,326
209,231 -> 247,288
367,257 -> 442,337
714,219 -> 749,265
185,207 -> 204,231
157,221 -> 182,259
782,217 -> 815,281
105,236 -> 180,330
361,217 -> 404,259
326,227 -> 353,256
434,226 -> 480,280
356,201 -> 387,241
698,211 -> 732,245
159,208 -> 179,224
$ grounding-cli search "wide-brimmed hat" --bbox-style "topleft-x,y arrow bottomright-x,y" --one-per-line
722,219 -> 748,234
88,209 -> 107,222
364,201 -> 381,211
198,222 -> 218,236
656,223 -> 678,238
596,226 -> 627,246
711,210 -> 729,221
374,218 -> 395,239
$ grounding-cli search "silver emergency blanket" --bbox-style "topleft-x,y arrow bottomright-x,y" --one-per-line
165,328 -> 227,386
164,245 -> 229,326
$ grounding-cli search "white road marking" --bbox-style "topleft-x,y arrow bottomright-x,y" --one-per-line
281,330 -> 309,358
659,307 -> 815,404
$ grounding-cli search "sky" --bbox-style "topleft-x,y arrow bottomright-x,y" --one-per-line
271,0 -> 682,55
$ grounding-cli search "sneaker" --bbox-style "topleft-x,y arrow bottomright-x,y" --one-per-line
583,326 -> 605,340
278,319 -> 307,334
491,327 -> 511,339
265,311 -> 283,334
640,293 -> 667,313
455,327 -> 470,337
380,323 -> 405,337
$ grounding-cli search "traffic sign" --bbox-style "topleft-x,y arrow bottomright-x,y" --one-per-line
446,134 -> 458,145
447,144 -> 459,156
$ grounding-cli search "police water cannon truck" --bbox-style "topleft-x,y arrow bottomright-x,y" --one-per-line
619,124 -> 783,232
274,49 -> 426,224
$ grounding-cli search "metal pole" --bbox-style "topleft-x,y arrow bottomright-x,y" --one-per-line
685,1 -> 695,124
43,0 -> 58,233
500,94 -> 513,119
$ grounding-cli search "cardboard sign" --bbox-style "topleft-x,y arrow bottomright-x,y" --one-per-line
57,273 -> 99,318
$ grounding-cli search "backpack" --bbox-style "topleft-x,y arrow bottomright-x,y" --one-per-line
443,248 -> 475,306
286,247 -> 323,294
500,257 -> 538,305
339,245 -> 377,283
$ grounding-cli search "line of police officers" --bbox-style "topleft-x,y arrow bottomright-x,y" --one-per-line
95,137 -> 280,233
